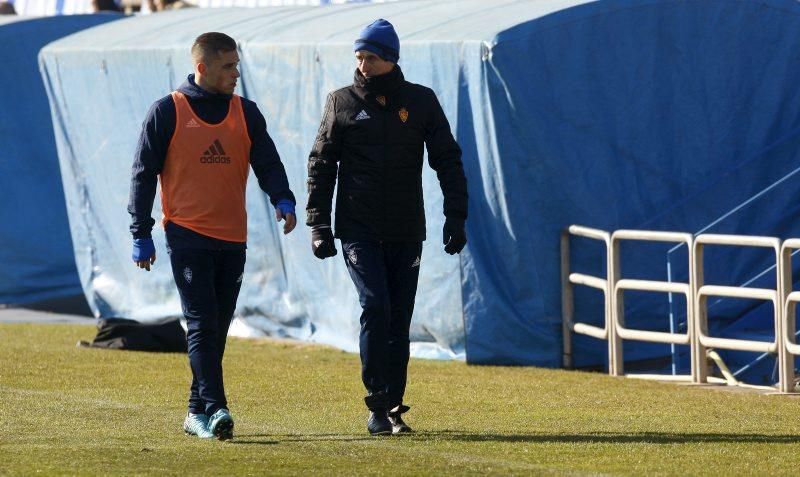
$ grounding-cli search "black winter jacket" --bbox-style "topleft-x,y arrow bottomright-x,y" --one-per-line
306,66 -> 467,242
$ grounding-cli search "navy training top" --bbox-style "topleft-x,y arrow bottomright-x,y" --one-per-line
127,74 -> 295,250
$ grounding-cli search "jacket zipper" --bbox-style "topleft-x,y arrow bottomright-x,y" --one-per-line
380,103 -> 388,243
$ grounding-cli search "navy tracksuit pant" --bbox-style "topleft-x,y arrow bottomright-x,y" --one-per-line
341,240 -> 422,410
169,248 -> 245,417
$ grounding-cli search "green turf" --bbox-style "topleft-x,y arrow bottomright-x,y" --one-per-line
0,323 -> 798,476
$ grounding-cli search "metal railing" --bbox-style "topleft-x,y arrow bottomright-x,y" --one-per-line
611,230 -> 695,380
780,239 -> 800,392
692,234 -> 781,385
561,225 -> 618,374
562,225 -> 798,392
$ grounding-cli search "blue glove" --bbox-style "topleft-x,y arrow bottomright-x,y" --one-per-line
132,238 -> 155,262
276,199 -> 295,218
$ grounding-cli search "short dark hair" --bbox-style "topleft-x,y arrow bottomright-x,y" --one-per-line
92,0 -> 120,12
0,2 -> 17,14
192,32 -> 237,65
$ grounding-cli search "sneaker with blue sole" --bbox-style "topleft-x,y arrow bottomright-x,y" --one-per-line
183,412 -> 214,439
208,409 -> 234,440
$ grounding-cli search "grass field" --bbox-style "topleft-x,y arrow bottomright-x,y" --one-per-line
1,323 -> 798,476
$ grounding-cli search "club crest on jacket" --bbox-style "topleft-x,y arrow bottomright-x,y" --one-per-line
183,267 -> 192,284
348,248 -> 358,265
399,107 -> 408,123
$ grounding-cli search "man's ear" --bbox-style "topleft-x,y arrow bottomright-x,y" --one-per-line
197,62 -> 207,75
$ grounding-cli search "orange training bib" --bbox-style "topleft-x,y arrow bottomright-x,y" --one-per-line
160,91 -> 251,242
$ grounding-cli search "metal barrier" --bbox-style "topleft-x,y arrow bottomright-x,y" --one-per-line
561,225 -> 618,374
610,230 -> 695,380
780,239 -> 800,392
692,234 -> 781,386
563,225 -> 799,393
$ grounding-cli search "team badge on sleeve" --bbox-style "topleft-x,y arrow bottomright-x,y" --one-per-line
183,267 -> 193,284
399,107 -> 409,123
348,248 -> 358,265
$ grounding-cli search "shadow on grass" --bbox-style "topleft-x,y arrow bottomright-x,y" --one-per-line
231,430 -> 800,445
230,434 -> 373,445
227,439 -> 280,445
416,430 -> 800,444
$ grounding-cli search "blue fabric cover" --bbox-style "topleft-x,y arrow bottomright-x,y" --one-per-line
466,0 -> 800,377
0,14 -> 121,305
37,1 -> 800,380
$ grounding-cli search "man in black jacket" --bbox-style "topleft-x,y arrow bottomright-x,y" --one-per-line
129,32 -> 296,440
306,19 -> 468,436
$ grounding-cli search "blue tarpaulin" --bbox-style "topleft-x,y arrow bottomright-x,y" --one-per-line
0,14 -> 121,305
37,0 -> 800,378
470,0 -> 800,376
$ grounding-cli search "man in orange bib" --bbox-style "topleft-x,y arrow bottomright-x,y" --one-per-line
128,32 -> 296,440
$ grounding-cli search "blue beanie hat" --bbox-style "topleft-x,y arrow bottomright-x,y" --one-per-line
354,18 -> 399,63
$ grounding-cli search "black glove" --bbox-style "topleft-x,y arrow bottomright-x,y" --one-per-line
443,217 -> 467,255
311,225 -> 337,259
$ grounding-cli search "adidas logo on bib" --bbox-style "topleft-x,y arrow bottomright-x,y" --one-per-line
199,139 -> 231,164
186,118 -> 200,128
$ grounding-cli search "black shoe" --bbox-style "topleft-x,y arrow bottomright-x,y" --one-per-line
367,410 -> 392,436
388,404 -> 413,434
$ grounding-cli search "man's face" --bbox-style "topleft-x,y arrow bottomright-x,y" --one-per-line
198,49 -> 240,95
355,50 -> 394,78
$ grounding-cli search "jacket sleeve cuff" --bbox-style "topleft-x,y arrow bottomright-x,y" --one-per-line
306,211 -> 331,227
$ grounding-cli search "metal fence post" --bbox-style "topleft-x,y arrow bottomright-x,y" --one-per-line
562,230 -> 573,369
692,240 -> 708,383
779,241 -> 799,393
687,239 -> 698,384
609,236 -> 623,377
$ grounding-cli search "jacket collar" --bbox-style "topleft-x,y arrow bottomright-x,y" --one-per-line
352,65 -> 404,107
178,74 -> 233,101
